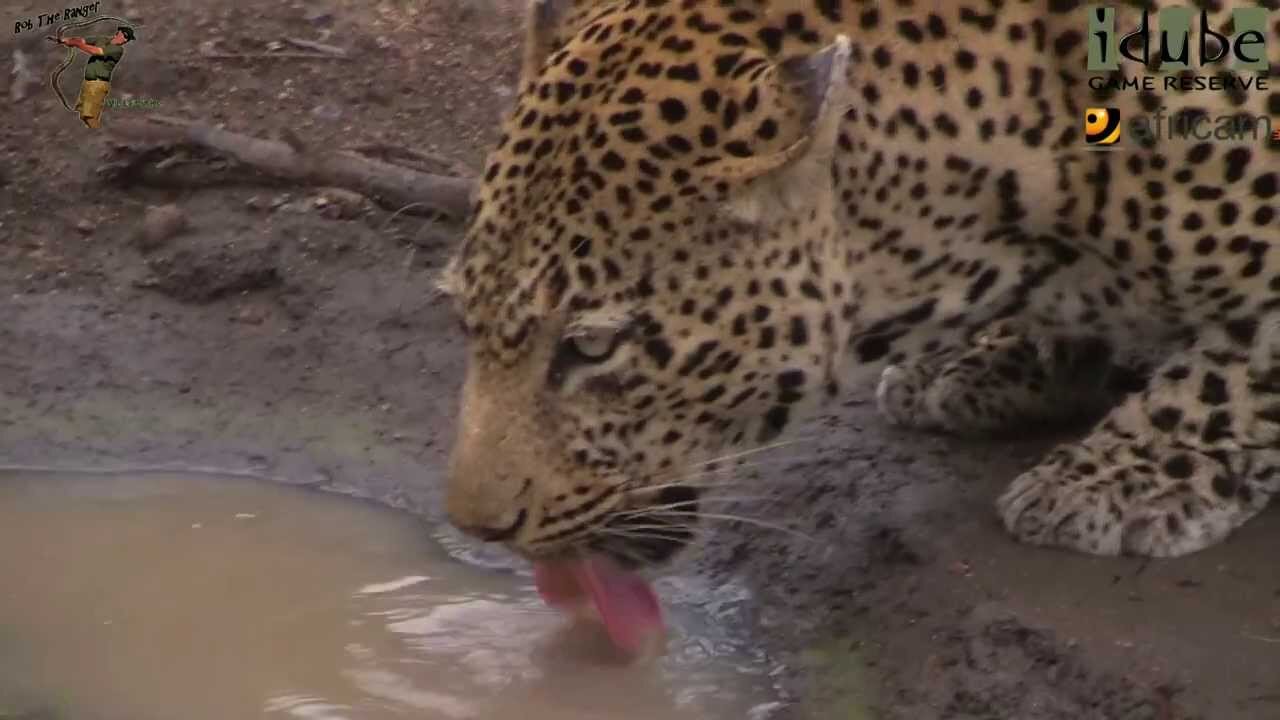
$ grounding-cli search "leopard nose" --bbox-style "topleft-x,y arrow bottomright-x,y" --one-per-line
452,508 -> 528,544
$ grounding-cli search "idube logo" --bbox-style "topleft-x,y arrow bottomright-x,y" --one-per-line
1086,6 -> 1271,93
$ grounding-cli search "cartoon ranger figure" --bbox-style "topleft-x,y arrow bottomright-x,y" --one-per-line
48,25 -> 136,128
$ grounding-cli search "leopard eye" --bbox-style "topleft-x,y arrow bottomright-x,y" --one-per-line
548,327 -> 624,389
567,328 -> 618,362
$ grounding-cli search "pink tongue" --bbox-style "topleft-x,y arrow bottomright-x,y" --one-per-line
533,557 -> 664,656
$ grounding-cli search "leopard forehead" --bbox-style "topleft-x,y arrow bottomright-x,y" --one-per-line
447,2 -> 839,360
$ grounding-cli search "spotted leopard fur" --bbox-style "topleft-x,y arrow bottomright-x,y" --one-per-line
440,0 -> 1280,562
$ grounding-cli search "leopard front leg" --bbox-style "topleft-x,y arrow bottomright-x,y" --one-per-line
998,324 -> 1280,557
877,324 -> 1121,437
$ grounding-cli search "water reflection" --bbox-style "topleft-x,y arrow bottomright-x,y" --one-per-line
0,471 -> 781,720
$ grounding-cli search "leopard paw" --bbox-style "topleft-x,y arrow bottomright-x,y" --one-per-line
875,364 -> 940,430
996,444 -> 1256,558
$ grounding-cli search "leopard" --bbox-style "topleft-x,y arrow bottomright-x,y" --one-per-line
438,0 -> 1280,574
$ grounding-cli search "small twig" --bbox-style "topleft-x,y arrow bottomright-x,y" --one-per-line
396,246 -> 418,316
1242,632 -> 1280,644
381,203 -> 431,231
10,47 -> 41,102
282,37 -> 348,57
152,154 -> 197,171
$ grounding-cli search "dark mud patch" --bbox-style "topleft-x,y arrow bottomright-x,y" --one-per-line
693,403 -> 1279,719
923,610 -> 1182,720
140,242 -> 282,303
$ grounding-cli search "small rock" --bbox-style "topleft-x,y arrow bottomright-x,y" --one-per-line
747,702 -> 785,720
137,204 -> 188,252
312,104 -> 342,122
75,219 -> 95,235
244,196 -> 264,211
316,188 -> 367,220
235,307 -> 265,325
304,7 -> 334,26
278,127 -> 306,152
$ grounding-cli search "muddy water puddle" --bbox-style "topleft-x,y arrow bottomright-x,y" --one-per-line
0,471 -> 780,720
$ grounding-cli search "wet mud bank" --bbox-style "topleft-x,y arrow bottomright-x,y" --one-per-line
4,266 -> 1277,719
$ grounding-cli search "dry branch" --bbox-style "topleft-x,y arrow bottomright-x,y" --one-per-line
190,51 -> 352,61
349,143 -> 475,178
105,115 -> 475,219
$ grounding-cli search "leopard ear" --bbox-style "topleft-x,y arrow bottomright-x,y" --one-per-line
521,0 -> 573,87
705,36 -> 853,222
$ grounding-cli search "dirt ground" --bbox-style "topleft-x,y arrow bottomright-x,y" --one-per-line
2,2 -> 1278,718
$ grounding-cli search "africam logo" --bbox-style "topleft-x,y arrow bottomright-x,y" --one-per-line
1087,6 -> 1271,92
1084,107 -> 1278,151
1084,108 -> 1123,146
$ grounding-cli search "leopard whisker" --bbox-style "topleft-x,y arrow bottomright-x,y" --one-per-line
620,509 -> 812,541
592,533 -> 689,568
612,494 -> 778,517
633,456 -> 820,494
684,435 -> 819,470
594,526 -> 700,542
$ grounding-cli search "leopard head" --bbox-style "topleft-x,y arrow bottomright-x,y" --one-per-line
440,0 -> 853,569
